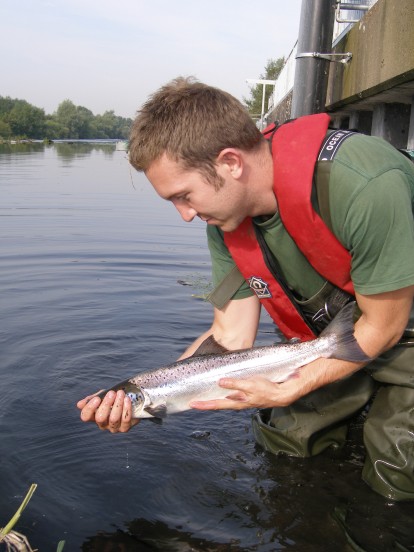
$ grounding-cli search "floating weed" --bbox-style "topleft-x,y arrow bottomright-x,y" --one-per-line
0,484 -> 65,552
177,273 -> 213,301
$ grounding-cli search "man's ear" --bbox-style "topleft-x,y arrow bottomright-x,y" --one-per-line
215,148 -> 243,179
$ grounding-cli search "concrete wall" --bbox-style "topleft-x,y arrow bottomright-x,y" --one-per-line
325,0 -> 414,148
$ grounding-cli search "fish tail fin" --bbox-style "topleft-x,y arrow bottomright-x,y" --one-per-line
320,301 -> 372,363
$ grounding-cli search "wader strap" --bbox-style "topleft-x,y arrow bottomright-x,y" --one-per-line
315,129 -> 357,233
314,161 -> 334,233
253,226 -> 316,335
207,265 -> 246,309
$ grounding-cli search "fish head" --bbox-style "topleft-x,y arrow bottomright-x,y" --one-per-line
124,385 -> 149,418
98,380 -> 152,418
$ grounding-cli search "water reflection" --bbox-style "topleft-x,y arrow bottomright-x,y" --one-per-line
0,140 -> 119,162
82,519 -> 251,552
53,141 -> 118,160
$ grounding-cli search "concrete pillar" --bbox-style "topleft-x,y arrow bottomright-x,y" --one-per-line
348,112 -> 359,131
348,111 -> 373,134
371,103 -> 411,149
339,117 -> 350,130
330,116 -> 342,129
407,97 -> 414,150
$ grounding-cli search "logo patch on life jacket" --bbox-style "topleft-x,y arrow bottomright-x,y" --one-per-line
248,276 -> 272,299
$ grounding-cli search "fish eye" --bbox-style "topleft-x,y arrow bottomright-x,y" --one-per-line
126,390 -> 144,405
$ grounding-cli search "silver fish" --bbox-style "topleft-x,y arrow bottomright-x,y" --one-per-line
98,302 -> 371,419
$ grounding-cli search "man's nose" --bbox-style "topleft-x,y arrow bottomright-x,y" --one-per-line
174,202 -> 197,222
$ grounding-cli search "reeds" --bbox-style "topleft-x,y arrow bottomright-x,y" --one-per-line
0,485 -> 66,552
0,484 -> 38,551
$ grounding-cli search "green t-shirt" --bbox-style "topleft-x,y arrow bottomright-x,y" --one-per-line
207,133 -> 414,304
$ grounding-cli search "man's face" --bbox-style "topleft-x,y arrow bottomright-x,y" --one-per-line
145,153 -> 249,232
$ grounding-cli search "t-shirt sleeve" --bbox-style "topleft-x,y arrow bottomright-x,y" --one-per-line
332,168 -> 414,294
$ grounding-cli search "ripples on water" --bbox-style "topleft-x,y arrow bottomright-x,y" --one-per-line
1,142 -> 414,552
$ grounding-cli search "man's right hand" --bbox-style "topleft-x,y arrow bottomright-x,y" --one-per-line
77,389 -> 140,433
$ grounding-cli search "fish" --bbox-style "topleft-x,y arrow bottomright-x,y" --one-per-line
97,301 -> 371,419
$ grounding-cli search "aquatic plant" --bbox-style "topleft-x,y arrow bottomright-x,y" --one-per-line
0,484 -> 37,551
0,484 -> 65,552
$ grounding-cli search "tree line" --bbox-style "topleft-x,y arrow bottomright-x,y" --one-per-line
0,96 -> 133,140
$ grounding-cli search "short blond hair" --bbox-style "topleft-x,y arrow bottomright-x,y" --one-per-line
129,77 -> 263,186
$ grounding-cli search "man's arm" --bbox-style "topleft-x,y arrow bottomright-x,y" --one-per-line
190,285 -> 414,411
178,294 -> 261,359
77,294 -> 261,431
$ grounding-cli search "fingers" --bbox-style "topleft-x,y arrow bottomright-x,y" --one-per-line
76,389 -> 105,411
96,390 -> 121,431
190,377 -> 280,411
190,379 -> 250,410
79,393 -> 105,422
190,398 -> 248,411
79,390 -> 139,433
219,377 -> 254,391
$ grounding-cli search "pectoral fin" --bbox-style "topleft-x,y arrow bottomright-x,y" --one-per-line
144,403 -> 168,419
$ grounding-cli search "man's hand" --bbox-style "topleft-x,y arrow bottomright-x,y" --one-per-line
189,375 -> 301,411
77,390 -> 139,433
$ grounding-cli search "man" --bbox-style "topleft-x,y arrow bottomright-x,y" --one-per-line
78,77 -> 414,501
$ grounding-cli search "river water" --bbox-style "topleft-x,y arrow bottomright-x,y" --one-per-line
1,142 -> 413,552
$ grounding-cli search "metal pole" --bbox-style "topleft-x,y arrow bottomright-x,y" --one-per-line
291,0 -> 336,118
261,84 -> 266,129
246,79 -> 277,129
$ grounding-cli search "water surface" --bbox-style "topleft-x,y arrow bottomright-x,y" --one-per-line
1,142 -> 413,552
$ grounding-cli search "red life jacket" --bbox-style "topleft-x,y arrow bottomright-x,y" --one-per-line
223,113 -> 354,341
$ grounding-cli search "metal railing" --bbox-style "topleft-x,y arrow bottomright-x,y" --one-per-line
266,42 -> 297,114
333,0 -> 379,43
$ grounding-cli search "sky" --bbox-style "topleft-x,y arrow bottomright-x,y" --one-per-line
1,0 -> 302,119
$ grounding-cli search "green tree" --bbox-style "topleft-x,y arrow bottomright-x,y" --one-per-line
54,100 -> 95,139
0,94 -> 132,140
75,105 -> 94,138
94,110 -> 133,139
0,96 -> 16,117
244,57 -> 285,118
94,110 -> 118,138
44,117 -> 67,140
0,119 -> 12,139
6,101 -> 46,138
54,99 -> 76,138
